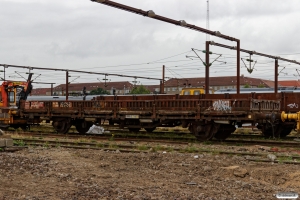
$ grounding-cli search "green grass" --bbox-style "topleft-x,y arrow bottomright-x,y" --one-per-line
43,141 -> 49,148
199,147 -> 212,152
79,139 -> 88,143
166,147 -> 174,152
96,143 -> 104,148
277,156 -> 293,163
211,150 -> 220,155
203,141 -> 213,145
109,143 -> 118,149
151,145 -> 163,152
109,134 -> 115,141
137,145 -> 149,151
55,143 -> 61,148
13,140 -> 25,146
184,146 -> 198,153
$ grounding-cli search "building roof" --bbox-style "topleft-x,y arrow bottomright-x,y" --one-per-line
278,80 -> 300,87
31,76 -> 289,95
31,88 -> 52,95
164,76 -> 274,88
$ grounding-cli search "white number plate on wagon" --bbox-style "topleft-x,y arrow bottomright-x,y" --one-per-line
125,115 -> 139,119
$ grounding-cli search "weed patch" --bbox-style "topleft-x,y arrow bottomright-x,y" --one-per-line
184,146 -> 198,153
109,134 -> 115,141
14,140 -> 25,146
137,145 -> 149,151
152,145 -> 163,152
96,143 -> 104,148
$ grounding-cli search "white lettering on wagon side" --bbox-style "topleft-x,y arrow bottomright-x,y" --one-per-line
60,102 -> 72,108
30,101 -> 44,109
212,100 -> 231,112
287,103 -> 298,109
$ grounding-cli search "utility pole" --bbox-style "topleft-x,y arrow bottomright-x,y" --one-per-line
161,65 -> 165,94
132,77 -> 139,88
1,65 -> 6,81
206,0 -> 210,41
66,71 -> 69,101
103,74 -> 109,89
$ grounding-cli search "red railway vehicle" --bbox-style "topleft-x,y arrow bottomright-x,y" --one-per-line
0,74 -> 40,130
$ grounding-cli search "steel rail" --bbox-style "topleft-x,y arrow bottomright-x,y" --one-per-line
12,137 -> 300,164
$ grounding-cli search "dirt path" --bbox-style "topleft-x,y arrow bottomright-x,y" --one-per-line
1,145 -> 300,199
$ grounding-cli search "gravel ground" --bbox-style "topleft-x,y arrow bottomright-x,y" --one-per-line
0,144 -> 300,200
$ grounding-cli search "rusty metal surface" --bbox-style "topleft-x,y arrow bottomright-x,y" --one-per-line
90,0 -> 239,42
17,93 -> 300,139
205,41 -> 210,94
19,95 -> 258,120
19,93 -> 300,123
210,42 -> 300,65
237,40 -> 241,94
92,1 -> 241,93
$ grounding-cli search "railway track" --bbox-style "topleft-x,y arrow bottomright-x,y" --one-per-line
9,134 -> 300,165
7,129 -> 300,150
6,128 -> 300,145
9,131 -> 192,145
5,128 -> 300,165
6,123 -> 300,153
5,124 -> 300,142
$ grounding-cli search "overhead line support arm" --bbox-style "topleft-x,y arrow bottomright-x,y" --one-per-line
0,64 -> 162,81
90,0 -> 238,42
210,42 -> 300,94
91,0 -> 241,93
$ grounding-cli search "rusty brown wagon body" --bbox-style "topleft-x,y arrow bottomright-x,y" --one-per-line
18,92 -> 300,141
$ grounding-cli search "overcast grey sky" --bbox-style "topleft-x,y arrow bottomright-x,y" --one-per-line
1,0 -> 300,88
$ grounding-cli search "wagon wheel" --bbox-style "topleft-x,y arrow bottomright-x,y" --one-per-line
128,128 -> 140,133
191,122 -> 219,141
261,121 -> 293,138
52,118 -> 72,134
214,124 -> 236,140
144,128 -> 156,133
262,122 -> 277,138
76,121 -> 93,134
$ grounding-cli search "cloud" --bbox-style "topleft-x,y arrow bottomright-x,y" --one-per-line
0,0 -> 300,86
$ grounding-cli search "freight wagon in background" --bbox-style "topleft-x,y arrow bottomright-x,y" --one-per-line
180,87 -> 214,95
18,92 -> 300,141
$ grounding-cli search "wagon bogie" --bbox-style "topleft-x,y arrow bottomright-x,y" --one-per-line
75,119 -> 93,134
52,117 -> 72,134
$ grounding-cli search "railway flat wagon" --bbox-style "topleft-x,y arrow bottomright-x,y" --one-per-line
19,92 -> 300,141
